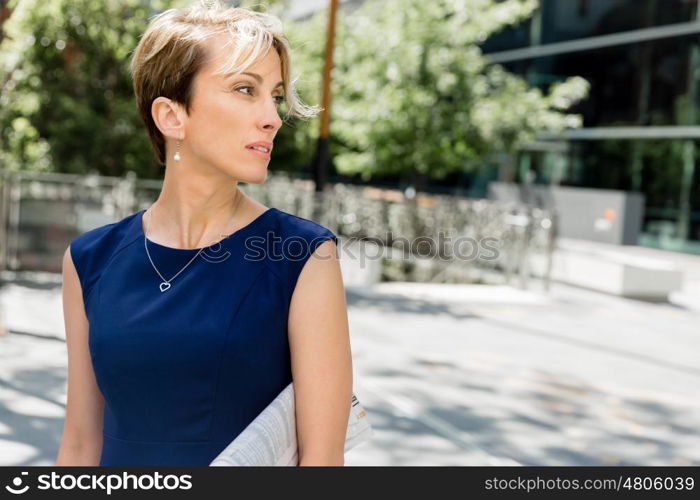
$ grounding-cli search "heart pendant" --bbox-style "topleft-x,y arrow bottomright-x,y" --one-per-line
159,282 -> 171,292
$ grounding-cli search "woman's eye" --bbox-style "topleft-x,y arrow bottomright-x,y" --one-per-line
236,86 -> 286,105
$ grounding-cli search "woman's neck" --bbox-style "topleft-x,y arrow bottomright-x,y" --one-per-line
146,178 -> 245,250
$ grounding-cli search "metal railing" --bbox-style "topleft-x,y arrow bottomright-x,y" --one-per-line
0,169 -> 555,288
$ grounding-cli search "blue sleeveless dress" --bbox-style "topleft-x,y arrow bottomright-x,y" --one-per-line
68,207 -> 338,466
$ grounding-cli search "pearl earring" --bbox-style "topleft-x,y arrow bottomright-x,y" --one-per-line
174,140 -> 182,162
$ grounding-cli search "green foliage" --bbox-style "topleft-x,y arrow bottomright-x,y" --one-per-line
0,0 -> 190,176
323,0 -> 589,182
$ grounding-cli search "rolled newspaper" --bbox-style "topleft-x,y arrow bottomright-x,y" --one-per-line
210,382 -> 372,466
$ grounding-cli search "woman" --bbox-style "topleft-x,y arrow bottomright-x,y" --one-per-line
56,0 -> 352,466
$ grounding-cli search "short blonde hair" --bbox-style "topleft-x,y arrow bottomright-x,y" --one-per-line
129,0 -> 320,165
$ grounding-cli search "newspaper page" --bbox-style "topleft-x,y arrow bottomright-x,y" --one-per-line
210,383 -> 298,466
210,382 -> 373,466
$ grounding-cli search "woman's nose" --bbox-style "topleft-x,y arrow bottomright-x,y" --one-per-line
261,101 -> 283,130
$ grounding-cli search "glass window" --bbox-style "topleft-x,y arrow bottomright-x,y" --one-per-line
541,0 -> 696,44
479,18 -> 532,53
481,0 -> 697,53
502,37 -> 696,127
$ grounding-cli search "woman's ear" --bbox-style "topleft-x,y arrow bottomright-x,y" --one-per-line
152,97 -> 185,140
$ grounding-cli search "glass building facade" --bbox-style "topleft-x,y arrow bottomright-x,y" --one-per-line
480,0 -> 700,254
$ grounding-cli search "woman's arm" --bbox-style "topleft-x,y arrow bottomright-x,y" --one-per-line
55,245 -> 105,466
288,239 -> 352,466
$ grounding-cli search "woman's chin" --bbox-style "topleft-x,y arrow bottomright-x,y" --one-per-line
236,169 -> 268,185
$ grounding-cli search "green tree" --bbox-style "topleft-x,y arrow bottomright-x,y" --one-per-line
313,0 -> 590,186
0,0 -> 187,176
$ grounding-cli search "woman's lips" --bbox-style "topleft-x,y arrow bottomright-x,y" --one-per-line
246,146 -> 271,159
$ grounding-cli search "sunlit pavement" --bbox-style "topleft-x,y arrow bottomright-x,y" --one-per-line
343,281 -> 700,466
1,272 -> 699,466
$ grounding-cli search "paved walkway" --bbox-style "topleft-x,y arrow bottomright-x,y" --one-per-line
1,271 -> 699,466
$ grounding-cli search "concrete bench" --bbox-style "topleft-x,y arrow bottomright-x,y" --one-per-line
538,238 -> 684,301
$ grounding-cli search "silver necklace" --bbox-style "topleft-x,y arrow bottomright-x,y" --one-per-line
144,192 -> 243,292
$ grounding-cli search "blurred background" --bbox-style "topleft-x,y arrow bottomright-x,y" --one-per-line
0,0 -> 698,466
